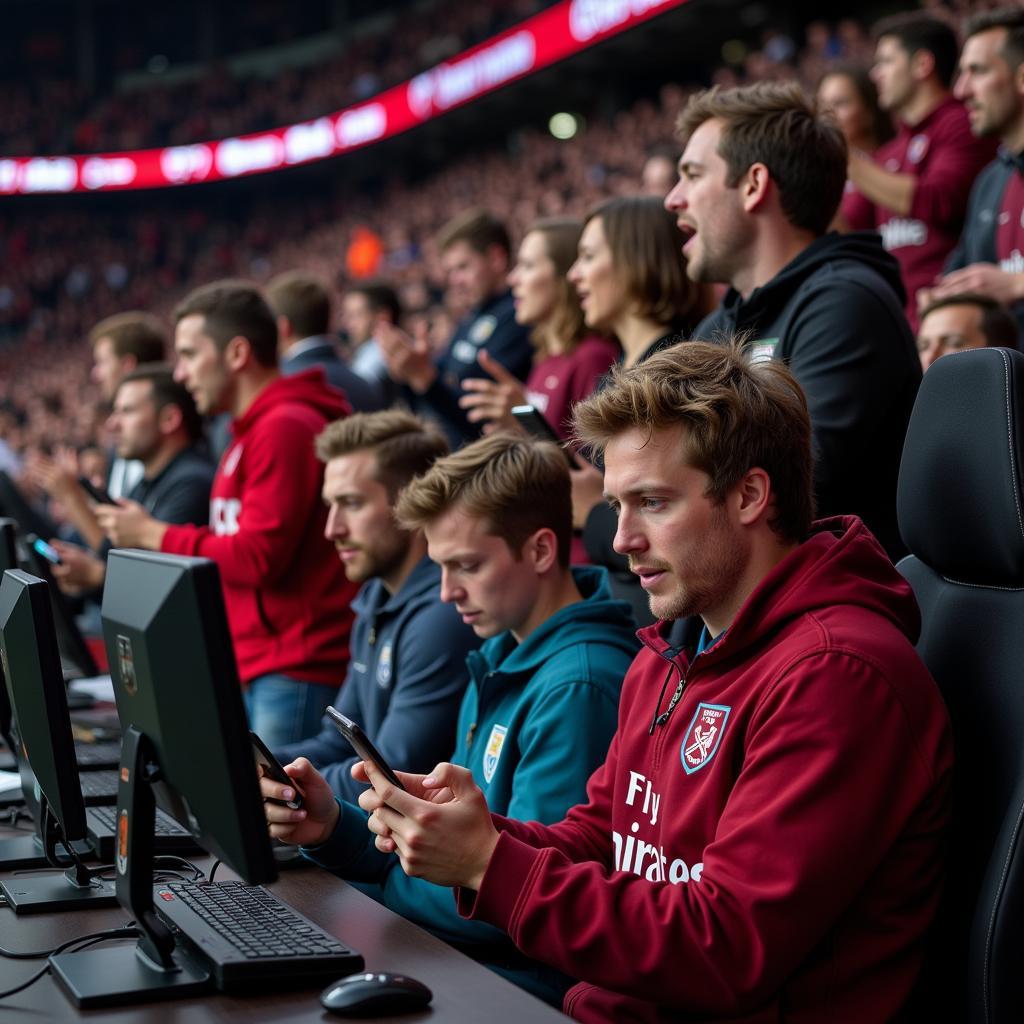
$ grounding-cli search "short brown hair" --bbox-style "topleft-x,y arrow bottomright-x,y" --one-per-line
436,208 -> 511,259
676,82 -> 847,236
873,13 -> 959,88
573,340 -> 814,543
395,433 -> 572,567
523,217 -> 587,358
117,363 -> 203,443
586,196 -> 697,330
315,410 -> 449,499
964,7 -> 1024,69
89,312 -> 166,364
173,280 -> 278,368
266,270 -> 331,339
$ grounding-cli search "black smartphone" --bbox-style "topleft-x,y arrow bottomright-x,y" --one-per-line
511,405 -> 581,468
325,707 -> 406,791
31,536 -> 62,565
78,476 -> 114,505
251,731 -> 303,809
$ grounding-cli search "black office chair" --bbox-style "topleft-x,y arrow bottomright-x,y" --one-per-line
896,347 -> 1024,1023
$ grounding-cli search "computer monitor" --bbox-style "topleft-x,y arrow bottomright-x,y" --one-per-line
0,519 -> 17,754
0,570 -> 116,908
48,549 -> 278,1007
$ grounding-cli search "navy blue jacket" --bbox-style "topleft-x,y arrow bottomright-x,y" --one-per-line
276,556 -> 480,803
281,335 -> 384,413
414,290 -> 532,447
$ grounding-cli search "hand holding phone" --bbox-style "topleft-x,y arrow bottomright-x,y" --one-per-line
325,707 -> 406,791
31,536 -> 63,565
251,731 -> 303,809
78,476 -> 114,505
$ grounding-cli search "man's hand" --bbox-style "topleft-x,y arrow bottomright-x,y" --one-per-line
95,499 -> 168,550
50,540 -> 106,594
26,446 -> 80,502
458,350 -> 528,433
570,458 -> 605,530
377,321 -> 438,393
357,760 -> 499,891
928,263 -> 1024,307
259,757 -> 340,847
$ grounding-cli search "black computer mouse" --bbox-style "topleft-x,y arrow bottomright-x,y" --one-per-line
320,972 -> 433,1016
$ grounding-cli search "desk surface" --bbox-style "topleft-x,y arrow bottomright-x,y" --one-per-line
0,851 -> 569,1022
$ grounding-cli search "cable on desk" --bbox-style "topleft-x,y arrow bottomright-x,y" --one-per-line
207,859 -> 222,883
0,925 -> 139,999
0,921 -> 137,960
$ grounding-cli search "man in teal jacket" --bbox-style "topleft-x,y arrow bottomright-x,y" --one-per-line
261,433 -> 638,1005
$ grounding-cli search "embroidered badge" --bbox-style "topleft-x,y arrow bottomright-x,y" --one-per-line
681,703 -> 731,775
376,641 -> 393,688
907,134 -> 929,165
469,315 -> 497,343
482,724 -> 508,784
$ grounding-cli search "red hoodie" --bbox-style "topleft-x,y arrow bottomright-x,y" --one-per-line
458,517 -> 953,1022
161,369 -> 356,687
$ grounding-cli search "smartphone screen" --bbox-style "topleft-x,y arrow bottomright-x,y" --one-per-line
251,731 -> 303,809
32,537 -> 62,565
325,707 -> 406,791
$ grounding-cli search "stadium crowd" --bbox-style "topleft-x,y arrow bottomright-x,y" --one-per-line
1,0 -> 1023,1019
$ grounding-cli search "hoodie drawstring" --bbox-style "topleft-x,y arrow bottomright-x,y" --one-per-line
648,662 -> 676,736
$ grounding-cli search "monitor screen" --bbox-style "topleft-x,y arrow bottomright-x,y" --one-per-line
0,569 -> 88,843
0,519 -> 16,746
101,549 -> 275,884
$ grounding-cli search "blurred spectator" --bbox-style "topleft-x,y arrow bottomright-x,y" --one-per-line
344,282 -> 403,402
917,291 -> 1019,370
925,7 -> 1024,335
379,209 -> 532,448
842,13 -> 997,324
459,217 -> 619,441
267,269 -> 384,412
640,145 -> 679,198
817,64 -> 895,154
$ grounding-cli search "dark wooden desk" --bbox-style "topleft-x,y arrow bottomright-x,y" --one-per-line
0,853 -> 569,1022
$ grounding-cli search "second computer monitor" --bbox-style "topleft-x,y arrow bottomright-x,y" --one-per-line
101,548 -> 276,884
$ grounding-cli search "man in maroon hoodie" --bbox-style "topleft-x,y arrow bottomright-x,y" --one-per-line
311,341 -> 954,1022
97,280 -> 357,746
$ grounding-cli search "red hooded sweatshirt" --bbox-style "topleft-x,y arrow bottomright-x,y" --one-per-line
457,517 -> 953,1022
161,369 -> 356,687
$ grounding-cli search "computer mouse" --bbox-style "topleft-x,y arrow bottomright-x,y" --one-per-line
320,972 -> 433,1016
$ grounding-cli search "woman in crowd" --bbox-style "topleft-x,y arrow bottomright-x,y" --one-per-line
816,64 -> 894,155
567,195 -> 707,622
458,217 -> 620,440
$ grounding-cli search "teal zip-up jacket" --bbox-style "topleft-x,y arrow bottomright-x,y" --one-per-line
304,565 -> 638,1003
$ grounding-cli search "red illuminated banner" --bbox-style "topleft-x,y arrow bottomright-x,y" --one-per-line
0,0 -> 688,195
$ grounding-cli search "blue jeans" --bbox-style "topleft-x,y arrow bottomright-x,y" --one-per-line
244,675 -> 333,748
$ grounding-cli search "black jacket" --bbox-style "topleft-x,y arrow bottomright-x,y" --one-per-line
696,232 -> 920,559
128,444 -> 214,527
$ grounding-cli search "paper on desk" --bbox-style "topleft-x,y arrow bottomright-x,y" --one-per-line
68,674 -> 115,703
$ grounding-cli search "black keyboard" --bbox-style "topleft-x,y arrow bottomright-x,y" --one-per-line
85,804 -> 200,858
74,740 -> 121,769
155,880 -> 363,989
78,770 -> 119,805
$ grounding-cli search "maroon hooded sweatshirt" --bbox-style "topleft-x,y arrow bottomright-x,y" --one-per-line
458,516 -> 953,1022
161,369 -> 356,686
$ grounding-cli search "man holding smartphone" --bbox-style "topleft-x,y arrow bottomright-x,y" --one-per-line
272,410 -> 481,803
261,432 -> 639,1006
50,365 -> 214,594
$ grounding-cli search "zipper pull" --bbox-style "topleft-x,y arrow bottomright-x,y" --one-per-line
465,723 -> 477,749
368,627 -> 377,646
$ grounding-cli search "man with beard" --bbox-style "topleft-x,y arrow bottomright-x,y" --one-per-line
274,410 -> 480,802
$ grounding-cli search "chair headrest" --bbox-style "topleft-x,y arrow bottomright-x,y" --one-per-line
898,347 -> 1024,585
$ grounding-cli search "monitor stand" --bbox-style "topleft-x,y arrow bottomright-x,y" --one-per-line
0,801 -> 116,913
49,726 -> 211,1008
0,830 -> 91,870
